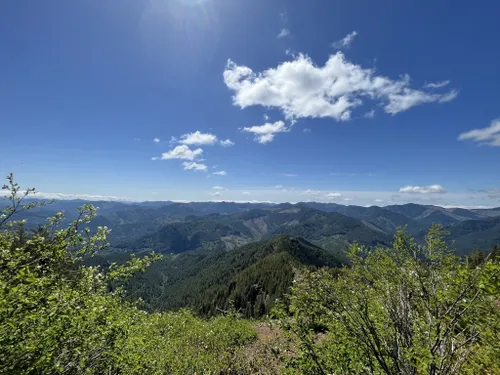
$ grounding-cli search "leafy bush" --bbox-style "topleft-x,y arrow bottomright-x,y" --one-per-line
0,174 -> 257,375
274,225 -> 500,375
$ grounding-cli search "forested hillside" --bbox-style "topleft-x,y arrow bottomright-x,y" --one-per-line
123,235 -> 342,317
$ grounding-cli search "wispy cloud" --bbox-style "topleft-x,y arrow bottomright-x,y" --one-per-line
282,173 -> 297,177
364,109 -> 375,119
212,186 -> 225,190
224,52 -> 457,122
220,139 -> 235,147
399,185 -> 446,194
153,137 -> 160,143
242,121 -> 290,143
325,192 -> 342,199
182,161 -> 208,171
331,31 -> 358,49
458,119 -> 500,147
424,80 -> 450,89
242,192 -> 251,195
13,191 -> 134,202
213,171 -> 227,176
277,28 -> 290,39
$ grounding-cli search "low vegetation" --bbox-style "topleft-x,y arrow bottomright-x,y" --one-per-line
1,174 -> 499,374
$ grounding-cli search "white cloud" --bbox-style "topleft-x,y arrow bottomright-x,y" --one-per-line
134,137 -> 141,141
343,198 -> 353,201
458,119 -> 500,147
424,80 -> 450,89
326,192 -> 342,199
275,185 -> 283,189
283,173 -> 297,177
220,139 -> 235,147
213,171 -> 227,176
277,28 -> 290,38
243,121 -> 290,143
182,161 -> 208,171
374,199 -> 384,203
263,114 -> 270,121
14,191 -> 134,202
153,137 -> 160,143
223,52 -> 457,122
210,191 -> 221,197
159,145 -> 203,161
180,131 -> 218,145
242,192 -> 251,195
364,109 -> 375,119
212,186 -> 225,190
399,185 -> 446,194
303,128 -> 311,133
331,31 -> 358,49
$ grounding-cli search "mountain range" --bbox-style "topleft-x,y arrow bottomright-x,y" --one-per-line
10,199 -> 500,257
8,198 -> 500,317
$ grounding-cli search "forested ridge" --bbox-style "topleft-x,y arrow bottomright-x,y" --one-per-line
1,175 -> 499,375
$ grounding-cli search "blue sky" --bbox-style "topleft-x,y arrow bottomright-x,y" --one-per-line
1,0 -> 499,207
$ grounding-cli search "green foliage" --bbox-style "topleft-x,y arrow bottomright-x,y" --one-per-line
124,235 -> 343,318
118,310 -> 256,374
0,175 -> 258,374
274,225 -> 500,375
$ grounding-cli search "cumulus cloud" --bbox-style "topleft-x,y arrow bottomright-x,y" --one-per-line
153,137 -> 160,143
182,161 -> 208,171
399,185 -> 446,194
213,171 -> 227,176
277,28 -> 290,38
220,139 -> 235,147
331,31 -> 358,49
159,145 -> 203,161
424,80 -> 450,89
326,192 -> 342,199
212,186 -> 225,190
458,119 -> 500,147
223,52 -> 457,122
180,131 -> 218,145
242,121 -> 290,143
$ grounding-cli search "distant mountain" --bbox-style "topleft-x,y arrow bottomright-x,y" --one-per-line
115,206 -> 393,261
446,217 -> 500,255
123,235 -> 342,317
298,202 -> 426,234
8,199 -> 500,255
